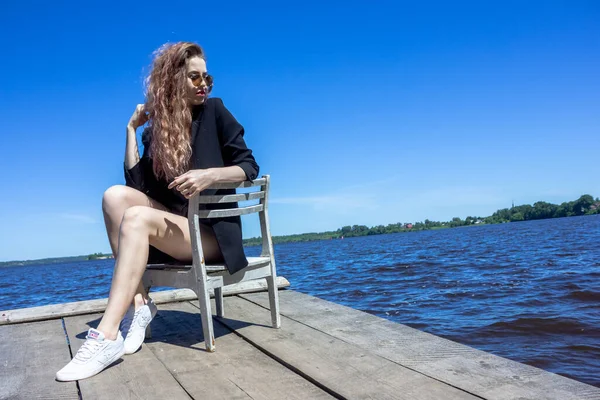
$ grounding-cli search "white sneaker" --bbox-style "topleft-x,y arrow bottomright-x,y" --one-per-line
122,299 -> 158,354
119,304 -> 135,339
56,328 -> 124,381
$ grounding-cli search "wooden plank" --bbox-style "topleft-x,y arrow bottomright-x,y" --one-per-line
196,204 -> 263,218
241,291 -> 600,400
0,277 -> 290,325
144,300 -> 334,400
197,191 -> 265,204
207,178 -> 266,189
146,263 -> 226,272
209,265 -> 274,288
63,312 -> 190,400
147,255 -> 270,272
0,319 -> 79,399
210,296 -> 479,400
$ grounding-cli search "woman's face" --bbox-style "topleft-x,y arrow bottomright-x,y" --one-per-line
185,56 -> 210,106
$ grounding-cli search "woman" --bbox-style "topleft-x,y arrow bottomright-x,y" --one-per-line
56,42 -> 259,381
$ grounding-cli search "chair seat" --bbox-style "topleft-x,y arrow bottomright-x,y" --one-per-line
146,256 -> 271,273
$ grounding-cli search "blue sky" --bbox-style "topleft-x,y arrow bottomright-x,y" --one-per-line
0,1 -> 598,261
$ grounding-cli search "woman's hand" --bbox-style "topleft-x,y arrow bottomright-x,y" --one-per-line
168,169 -> 219,199
127,104 -> 149,130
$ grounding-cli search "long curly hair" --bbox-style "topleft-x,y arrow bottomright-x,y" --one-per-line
144,42 -> 205,182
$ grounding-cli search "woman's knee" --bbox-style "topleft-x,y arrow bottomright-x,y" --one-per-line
120,205 -> 152,235
102,185 -> 133,212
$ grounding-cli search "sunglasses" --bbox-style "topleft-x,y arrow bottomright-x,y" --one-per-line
191,73 -> 213,92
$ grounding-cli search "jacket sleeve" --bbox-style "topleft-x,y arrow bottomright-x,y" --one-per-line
215,98 -> 260,181
124,127 -> 152,192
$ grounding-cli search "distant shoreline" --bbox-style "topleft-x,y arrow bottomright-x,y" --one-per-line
0,253 -> 115,268
2,214 -> 597,268
242,194 -> 598,246
2,194 -> 597,268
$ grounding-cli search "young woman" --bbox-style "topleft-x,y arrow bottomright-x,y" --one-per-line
56,42 -> 259,381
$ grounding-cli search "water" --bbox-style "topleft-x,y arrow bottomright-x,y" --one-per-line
1,215 -> 598,387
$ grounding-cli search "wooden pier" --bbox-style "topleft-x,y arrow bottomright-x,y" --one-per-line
1,284 -> 598,400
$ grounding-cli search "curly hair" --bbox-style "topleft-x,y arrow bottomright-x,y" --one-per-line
144,42 -> 205,182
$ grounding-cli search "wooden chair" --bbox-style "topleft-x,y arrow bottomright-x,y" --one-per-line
141,175 -> 281,352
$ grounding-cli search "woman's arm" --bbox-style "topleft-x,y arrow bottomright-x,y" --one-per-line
124,104 -> 150,191
168,165 -> 247,199
125,126 -> 141,169
124,104 -> 147,168
211,165 -> 247,183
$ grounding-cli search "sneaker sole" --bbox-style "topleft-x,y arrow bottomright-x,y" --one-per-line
56,347 -> 126,382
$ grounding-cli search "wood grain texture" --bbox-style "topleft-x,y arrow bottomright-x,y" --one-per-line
147,256 -> 271,272
207,178 -> 266,189
196,204 -> 263,218
212,296 -> 479,400
0,319 -> 79,400
63,313 -> 191,400
240,290 -> 600,400
196,191 -> 264,204
180,174 -> 279,352
0,278 -> 289,325
258,174 -> 281,328
144,301 -> 334,400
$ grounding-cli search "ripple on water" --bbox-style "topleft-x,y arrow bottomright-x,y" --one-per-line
1,215 -> 599,387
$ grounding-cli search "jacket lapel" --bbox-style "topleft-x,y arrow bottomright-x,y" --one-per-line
190,104 -> 205,145
189,103 -> 219,199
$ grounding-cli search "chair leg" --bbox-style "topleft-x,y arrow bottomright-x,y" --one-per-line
215,287 -> 224,318
196,281 -> 216,352
266,274 -> 281,328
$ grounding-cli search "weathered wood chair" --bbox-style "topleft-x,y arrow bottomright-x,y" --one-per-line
141,175 -> 280,352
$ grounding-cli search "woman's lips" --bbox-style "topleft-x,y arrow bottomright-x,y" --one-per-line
196,90 -> 205,96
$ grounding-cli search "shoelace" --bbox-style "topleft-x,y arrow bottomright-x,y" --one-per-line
75,337 -> 104,362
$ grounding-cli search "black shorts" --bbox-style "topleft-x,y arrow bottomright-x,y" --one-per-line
147,245 -> 183,265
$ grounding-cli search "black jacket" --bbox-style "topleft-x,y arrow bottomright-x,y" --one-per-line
124,97 -> 259,274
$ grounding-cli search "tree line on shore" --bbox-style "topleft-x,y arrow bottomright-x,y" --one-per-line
2,194 -> 597,266
242,194 -> 599,246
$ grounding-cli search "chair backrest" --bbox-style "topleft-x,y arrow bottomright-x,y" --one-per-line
188,176 -> 268,219
188,175 -> 273,258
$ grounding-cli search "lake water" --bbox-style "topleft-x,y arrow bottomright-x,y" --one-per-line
1,215 -> 598,387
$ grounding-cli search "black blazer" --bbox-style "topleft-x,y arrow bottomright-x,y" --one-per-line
124,97 -> 259,274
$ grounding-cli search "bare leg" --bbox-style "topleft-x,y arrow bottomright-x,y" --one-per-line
98,185 -> 222,340
102,185 -> 169,309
